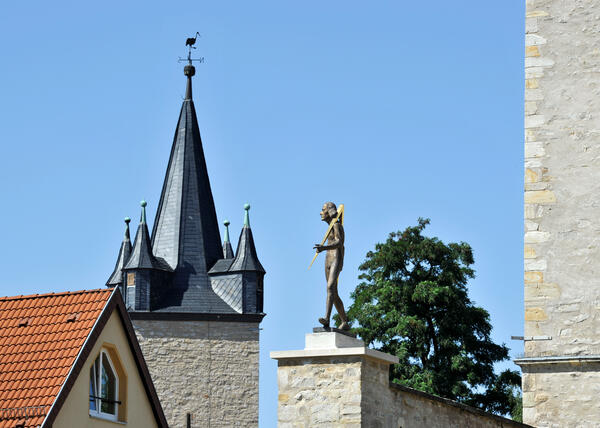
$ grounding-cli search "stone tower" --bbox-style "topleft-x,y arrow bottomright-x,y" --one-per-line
516,1 -> 600,426
106,62 -> 265,427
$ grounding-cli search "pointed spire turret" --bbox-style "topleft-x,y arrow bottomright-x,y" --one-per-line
150,64 -> 223,311
123,201 -> 170,311
223,220 -> 234,259
126,201 -> 164,270
106,217 -> 133,287
230,204 -> 265,273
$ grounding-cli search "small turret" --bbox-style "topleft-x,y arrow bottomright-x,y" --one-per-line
123,201 -> 171,310
230,204 -> 265,273
230,204 -> 265,313
208,204 -> 266,313
222,220 -> 234,259
125,201 -> 157,270
106,217 -> 133,296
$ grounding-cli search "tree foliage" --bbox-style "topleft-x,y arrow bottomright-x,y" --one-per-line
344,218 -> 521,416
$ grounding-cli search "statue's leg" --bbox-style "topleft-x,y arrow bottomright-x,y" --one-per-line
332,278 -> 350,330
320,260 -> 343,328
319,264 -> 334,328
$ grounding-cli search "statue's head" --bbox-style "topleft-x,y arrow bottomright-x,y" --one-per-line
320,202 -> 337,222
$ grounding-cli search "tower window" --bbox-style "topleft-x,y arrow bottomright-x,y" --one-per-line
89,349 -> 120,420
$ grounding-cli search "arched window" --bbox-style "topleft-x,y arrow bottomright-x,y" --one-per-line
89,349 -> 120,420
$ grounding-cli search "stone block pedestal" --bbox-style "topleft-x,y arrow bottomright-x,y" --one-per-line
270,331 -> 398,427
271,332 -> 527,428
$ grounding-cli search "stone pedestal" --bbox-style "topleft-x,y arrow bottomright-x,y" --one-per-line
270,331 -> 398,427
271,332 -> 528,428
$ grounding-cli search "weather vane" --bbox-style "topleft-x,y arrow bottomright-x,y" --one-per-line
178,32 -> 205,65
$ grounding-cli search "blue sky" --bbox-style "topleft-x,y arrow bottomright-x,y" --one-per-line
0,1 -> 524,425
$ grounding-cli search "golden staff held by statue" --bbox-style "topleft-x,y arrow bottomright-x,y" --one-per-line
309,202 -> 350,331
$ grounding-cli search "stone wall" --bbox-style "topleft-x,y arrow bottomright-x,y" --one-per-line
133,320 -> 259,428
277,356 -> 363,426
520,360 -> 600,427
520,0 -> 600,425
273,332 -> 525,428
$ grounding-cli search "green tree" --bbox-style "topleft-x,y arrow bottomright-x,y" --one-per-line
344,218 -> 521,417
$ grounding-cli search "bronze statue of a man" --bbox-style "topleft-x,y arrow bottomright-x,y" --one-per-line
314,202 -> 350,330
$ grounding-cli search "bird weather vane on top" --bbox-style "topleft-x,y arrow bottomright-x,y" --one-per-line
179,32 -> 205,65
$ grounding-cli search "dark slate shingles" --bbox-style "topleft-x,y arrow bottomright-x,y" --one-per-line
106,224 -> 132,286
150,95 -> 223,312
229,226 -> 265,273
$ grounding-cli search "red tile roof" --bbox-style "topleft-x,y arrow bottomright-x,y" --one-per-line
0,289 -> 113,428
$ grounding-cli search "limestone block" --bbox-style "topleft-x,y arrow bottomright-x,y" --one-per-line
525,182 -> 549,191
526,67 -> 545,78
524,190 -> 555,204
525,307 -> 548,321
525,141 -> 545,157
524,245 -> 537,258
525,158 -> 542,168
526,78 -> 539,89
525,101 -> 538,115
526,45 -> 540,57
564,313 -> 589,325
524,204 -> 543,219
556,302 -> 580,313
525,271 -> 543,284
526,18 -> 538,34
525,34 -> 547,46
522,373 -> 536,393
526,10 -> 549,18
524,231 -> 550,243
525,57 -> 555,68
305,332 -> 364,350
525,220 -> 539,232
525,129 -> 536,143
522,391 -> 536,408
525,89 -> 544,101
525,258 -> 547,271
525,283 -> 560,299
525,168 -> 539,183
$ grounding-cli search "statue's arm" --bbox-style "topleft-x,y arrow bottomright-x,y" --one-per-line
314,223 -> 344,252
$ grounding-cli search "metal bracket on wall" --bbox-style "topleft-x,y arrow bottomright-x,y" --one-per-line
511,335 -> 552,341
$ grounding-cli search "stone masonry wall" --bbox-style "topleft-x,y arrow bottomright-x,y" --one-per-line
521,362 -> 600,427
277,355 -> 525,428
133,320 -> 259,428
523,0 -> 600,425
277,357 -> 363,426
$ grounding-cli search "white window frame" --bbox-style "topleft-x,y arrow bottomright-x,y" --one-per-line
89,349 -> 119,421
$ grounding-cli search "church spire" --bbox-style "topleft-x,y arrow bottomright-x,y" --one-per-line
109,38 -> 265,315
150,62 -> 223,311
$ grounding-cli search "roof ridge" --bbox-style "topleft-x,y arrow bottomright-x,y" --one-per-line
0,289 -> 112,302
